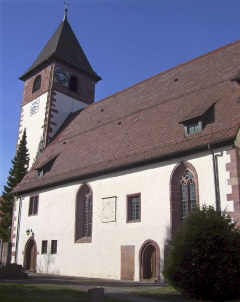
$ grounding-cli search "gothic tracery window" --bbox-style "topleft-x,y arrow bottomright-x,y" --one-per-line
170,162 -> 199,233
180,170 -> 196,219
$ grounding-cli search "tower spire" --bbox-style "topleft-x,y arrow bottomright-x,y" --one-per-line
63,1 -> 70,21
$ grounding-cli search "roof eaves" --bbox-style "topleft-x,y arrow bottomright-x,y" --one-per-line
12,134 -> 236,196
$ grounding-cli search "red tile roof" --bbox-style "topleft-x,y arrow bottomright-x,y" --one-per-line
13,40 -> 240,194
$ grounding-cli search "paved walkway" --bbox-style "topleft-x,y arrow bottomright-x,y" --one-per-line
0,272 -> 168,302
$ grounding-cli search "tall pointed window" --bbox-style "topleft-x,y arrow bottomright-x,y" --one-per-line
75,184 -> 93,243
170,162 -> 199,233
69,76 -> 78,92
83,190 -> 93,237
180,170 -> 196,219
32,75 -> 42,93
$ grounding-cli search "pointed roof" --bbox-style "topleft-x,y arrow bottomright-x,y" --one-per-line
19,19 -> 101,81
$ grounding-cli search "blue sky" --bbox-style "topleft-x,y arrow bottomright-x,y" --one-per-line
0,0 -> 239,193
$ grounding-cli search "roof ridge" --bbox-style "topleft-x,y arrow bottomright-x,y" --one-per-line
96,39 -> 240,104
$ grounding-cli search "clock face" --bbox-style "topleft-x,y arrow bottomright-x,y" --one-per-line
54,68 -> 69,86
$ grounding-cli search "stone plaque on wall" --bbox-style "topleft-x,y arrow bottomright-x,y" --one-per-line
99,196 -> 117,223
121,245 -> 135,280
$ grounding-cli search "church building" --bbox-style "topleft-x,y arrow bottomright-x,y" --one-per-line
10,10 -> 240,282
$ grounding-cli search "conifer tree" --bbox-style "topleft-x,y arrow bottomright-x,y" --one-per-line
0,129 -> 29,241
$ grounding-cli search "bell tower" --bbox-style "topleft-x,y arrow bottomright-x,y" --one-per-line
18,9 -> 101,167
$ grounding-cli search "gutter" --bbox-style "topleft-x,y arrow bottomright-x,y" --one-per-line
208,144 -> 221,212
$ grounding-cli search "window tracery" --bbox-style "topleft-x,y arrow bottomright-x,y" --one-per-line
180,170 -> 196,219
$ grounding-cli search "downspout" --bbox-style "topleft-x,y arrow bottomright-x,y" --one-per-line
14,196 -> 22,263
208,144 -> 221,212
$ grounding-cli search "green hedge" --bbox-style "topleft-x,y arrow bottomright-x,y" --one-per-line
163,206 -> 240,301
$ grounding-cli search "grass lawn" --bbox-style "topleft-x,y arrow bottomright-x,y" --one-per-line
0,284 -> 125,302
1,283 -> 240,302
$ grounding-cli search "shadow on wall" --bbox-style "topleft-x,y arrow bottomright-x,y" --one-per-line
37,253 -> 59,275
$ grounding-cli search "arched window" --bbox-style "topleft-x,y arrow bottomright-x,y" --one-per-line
170,162 -> 199,232
180,170 -> 196,219
32,75 -> 42,93
75,183 -> 93,243
69,76 -> 78,92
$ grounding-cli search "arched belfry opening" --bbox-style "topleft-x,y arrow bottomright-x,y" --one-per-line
24,237 -> 37,271
139,240 -> 160,283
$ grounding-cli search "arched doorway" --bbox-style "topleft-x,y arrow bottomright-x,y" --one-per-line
24,237 -> 37,271
139,240 -> 160,282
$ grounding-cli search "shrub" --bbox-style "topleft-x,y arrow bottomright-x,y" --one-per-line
163,206 -> 240,301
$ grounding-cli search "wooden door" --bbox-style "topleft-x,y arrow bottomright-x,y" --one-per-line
143,245 -> 156,279
25,238 -> 36,271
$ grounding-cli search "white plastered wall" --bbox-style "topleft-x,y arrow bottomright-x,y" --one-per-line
14,146 -> 232,281
19,91 -> 87,168
48,91 -> 86,141
19,93 -> 48,167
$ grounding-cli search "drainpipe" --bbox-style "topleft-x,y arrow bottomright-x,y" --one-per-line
14,196 -> 22,263
208,144 -> 221,212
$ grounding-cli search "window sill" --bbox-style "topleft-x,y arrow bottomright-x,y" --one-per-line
75,237 -> 92,243
127,219 -> 141,223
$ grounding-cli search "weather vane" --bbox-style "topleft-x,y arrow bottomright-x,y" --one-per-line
63,1 -> 70,20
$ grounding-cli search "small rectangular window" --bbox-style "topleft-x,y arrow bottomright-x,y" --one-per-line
187,123 -> 199,134
184,120 -> 202,136
51,240 -> 57,254
37,169 -> 43,177
28,195 -> 39,215
41,241 -> 48,254
127,194 -> 141,222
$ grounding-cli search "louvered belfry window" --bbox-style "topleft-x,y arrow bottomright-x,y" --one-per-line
69,77 -> 78,92
180,170 -> 196,219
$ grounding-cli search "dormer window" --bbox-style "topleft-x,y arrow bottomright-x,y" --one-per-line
185,120 -> 202,136
35,154 -> 59,177
230,72 -> 240,85
32,75 -> 42,93
180,101 -> 216,137
69,76 -> 78,92
37,169 -> 44,178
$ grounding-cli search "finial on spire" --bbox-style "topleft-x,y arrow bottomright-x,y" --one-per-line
63,1 -> 70,21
